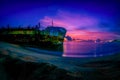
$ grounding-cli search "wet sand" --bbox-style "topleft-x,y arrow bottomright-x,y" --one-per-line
0,41 -> 120,80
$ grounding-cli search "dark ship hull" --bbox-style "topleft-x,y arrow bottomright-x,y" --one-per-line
0,26 -> 66,51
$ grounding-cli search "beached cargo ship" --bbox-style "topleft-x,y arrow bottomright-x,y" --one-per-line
0,25 -> 66,51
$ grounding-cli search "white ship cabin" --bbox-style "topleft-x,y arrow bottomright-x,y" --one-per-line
43,26 -> 66,38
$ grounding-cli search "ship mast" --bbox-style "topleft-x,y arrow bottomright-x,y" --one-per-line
52,19 -> 54,27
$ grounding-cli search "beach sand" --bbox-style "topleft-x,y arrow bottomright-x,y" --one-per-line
0,41 -> 120,80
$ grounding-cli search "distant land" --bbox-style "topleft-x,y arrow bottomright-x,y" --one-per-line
64,35 -> 120,43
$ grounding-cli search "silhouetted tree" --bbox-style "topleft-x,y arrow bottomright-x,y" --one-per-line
38,22 -> 41,29
96,39 -> 101,43
7,24 -> 10,29
65,35 -> 72,41
27,25 -> 30,29
1,26 -> 5,29
35,25 -> 38,30
18,25 -> 22,29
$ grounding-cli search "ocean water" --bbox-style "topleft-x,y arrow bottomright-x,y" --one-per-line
63,41 -> 120,57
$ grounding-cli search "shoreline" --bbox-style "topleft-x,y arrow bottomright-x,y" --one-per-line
0,41 -> 120,80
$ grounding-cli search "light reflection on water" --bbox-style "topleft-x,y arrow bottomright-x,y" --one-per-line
63,41 -> 120,57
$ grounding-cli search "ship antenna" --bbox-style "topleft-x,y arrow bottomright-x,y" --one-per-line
52,19 -> 54,27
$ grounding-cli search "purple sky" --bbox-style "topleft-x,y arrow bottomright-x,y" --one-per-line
0,0 -> 120,39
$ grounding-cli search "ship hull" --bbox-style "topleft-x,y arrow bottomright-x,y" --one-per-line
0,27 -> 66,51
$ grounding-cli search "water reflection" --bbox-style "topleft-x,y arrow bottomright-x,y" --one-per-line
63,41 -> 120,57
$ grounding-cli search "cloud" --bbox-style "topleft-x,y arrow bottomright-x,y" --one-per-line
76,27 -> 88,30
68,31 -> 119,40
39,10 -> 119,39
40,10 -> 99,31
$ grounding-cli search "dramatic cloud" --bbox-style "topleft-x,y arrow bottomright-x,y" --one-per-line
0,0 -> 119,40
40,10 -> 99,31
40,10 -> 119,40
67,30 -> 119,40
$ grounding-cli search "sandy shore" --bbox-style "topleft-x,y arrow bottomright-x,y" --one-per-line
0,41 -> 120,80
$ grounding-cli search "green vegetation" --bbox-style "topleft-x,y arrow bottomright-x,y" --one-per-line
0,24 -> 66,51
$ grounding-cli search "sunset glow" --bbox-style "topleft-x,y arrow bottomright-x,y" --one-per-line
0,0 -> 119,40
40,10 -> 119,40
66,31 -> 118,40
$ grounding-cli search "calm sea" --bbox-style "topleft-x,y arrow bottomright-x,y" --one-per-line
63,41 -> 120,57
